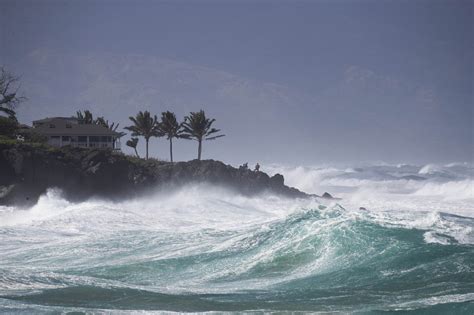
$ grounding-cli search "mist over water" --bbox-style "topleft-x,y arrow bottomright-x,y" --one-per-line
0,162 -> 473,313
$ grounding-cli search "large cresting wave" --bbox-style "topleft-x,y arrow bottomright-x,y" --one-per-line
0,162 -> 473,313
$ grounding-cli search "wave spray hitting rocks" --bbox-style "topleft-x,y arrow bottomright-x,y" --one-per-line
0,143 -> 308,207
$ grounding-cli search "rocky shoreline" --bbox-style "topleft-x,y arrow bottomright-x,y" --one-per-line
0,142 -> 312,206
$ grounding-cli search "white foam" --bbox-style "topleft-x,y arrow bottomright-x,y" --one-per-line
413,179 -> 473,200
0,188 -> 72,226
266,163 -> 474,217
418,164 -> 441,175
393,292 -> 474,309
423,231 -> 451,245
0,184 -> 320,233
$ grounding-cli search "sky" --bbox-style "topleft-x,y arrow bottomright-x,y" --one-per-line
0,0 -> 472,165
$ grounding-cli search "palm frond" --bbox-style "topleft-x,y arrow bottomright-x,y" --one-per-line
124,110 -> 161,139
205,134 -> 225,141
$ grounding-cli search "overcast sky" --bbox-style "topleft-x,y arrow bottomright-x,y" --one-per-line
1,0 -> 472,165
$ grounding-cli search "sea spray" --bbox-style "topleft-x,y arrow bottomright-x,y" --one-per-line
266,162 -> 474,216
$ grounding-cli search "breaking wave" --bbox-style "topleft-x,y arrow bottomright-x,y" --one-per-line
0,162 -> 473,313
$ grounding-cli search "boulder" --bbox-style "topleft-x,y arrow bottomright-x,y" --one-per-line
322,192 -> 334,199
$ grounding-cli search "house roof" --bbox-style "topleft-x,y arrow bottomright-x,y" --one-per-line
33,117 -> 78,124
33,118 -> 122,136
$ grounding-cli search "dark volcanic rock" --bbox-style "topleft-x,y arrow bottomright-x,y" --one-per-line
0,142 -> 308,206
322,192 -> 333,199
321,192 -> 341,200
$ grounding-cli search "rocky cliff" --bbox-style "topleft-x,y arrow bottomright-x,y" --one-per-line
0,142 -> 308,206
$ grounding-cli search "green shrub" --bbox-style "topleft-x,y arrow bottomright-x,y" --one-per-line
0,135 -> 18,144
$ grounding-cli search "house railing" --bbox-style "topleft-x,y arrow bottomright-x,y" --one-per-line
60,141 -> 119,149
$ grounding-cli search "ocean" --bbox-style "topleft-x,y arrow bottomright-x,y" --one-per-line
0,162 -> 473,314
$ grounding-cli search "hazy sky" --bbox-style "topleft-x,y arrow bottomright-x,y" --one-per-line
1,0 -> 472,165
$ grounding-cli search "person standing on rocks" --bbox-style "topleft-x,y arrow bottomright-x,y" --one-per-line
254,163 -> 260,172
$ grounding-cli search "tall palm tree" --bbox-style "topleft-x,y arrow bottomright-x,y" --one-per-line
157,111 -> 186,163
126,137 -> 140,158
181,110 -> 224,160
124,111 -> 159,159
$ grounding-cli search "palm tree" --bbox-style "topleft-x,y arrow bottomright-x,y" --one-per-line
95,116 -> 119,131
181,110 -> 224,160
124,111 -> 159,159
126,137 -> 140,158
157,111 -> 186,163
76,110 -> 94,124
95,116 -> 126,137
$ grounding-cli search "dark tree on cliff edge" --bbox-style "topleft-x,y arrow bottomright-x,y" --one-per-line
157,111 -> 186,163
126,137 -> 140,158
181,110 -> 224,160
124,111 -> 160,160
0,67 -> 26,120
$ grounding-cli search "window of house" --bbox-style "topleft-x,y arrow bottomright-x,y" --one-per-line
62,136 -> 70,141
49,124 -> 55,128
78,136 -> 87,142
89,136 -> 100,142
66,124 -> 72,128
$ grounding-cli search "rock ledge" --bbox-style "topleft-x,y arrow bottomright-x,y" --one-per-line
0,142 -> 309,206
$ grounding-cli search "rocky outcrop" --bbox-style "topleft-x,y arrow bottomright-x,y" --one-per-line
0,143 -> 308,206
321,192 -> 341,200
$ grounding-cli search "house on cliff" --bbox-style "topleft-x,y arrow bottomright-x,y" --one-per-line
31,117 -> 122,150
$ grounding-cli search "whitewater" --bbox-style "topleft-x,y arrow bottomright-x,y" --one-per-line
0,162 -> 473,314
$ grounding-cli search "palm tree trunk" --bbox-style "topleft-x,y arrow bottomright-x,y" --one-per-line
134,148 -> 139,158
169,138 -> 173,163
145,138 -> 149,160
198,139 -> 202,160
